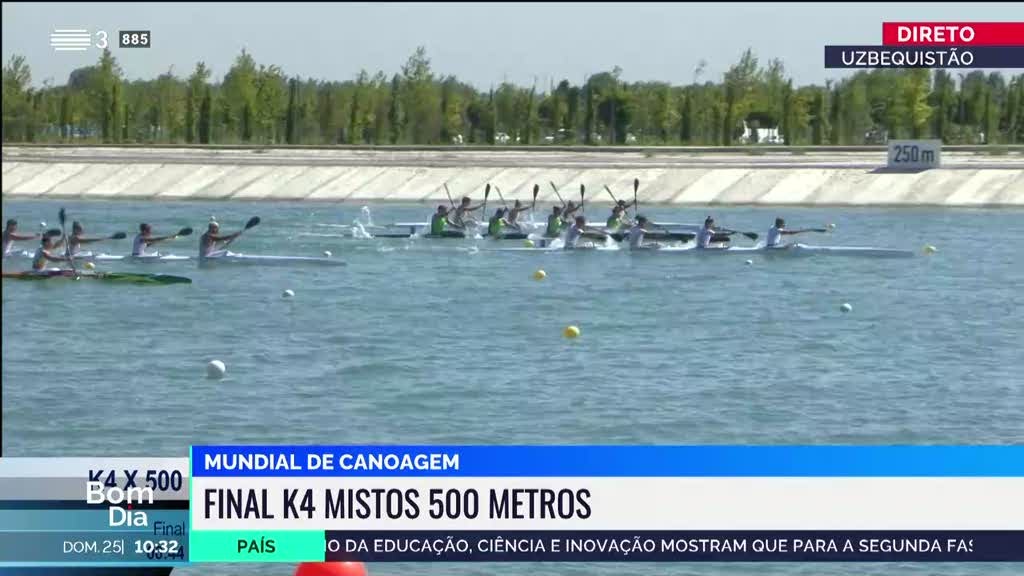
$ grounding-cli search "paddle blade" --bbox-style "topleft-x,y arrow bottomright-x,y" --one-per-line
743,232 -> 759,241
485,183 -> 491,196
110,232 -> 127,240
634,178 -> 639,192
580,183 -> 585,195
177,227 -> 194,237
59,208 -> 67,227
533,184 -> 539,198
244,216 -> 261,230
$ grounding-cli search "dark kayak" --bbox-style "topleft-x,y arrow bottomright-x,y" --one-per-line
2,270 -> 192,285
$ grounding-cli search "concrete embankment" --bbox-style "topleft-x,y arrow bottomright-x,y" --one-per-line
2,146 -> 1022,206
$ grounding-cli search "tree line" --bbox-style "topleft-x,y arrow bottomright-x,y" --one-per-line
3,47 -> 1022,146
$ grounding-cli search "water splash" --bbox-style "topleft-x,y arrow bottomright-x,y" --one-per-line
358,206 -> 374,228
351,221 -> 373,239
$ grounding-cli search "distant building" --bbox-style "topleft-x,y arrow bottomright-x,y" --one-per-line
741,121 -> 780,144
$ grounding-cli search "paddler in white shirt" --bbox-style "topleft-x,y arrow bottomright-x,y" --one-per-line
765,217 -> 827,248
564,215 -> 605,250
696,217 -> 720,249
627,216 -> 663,250
199,220 -> 242,260
505,199 -> 532,232
132,223 -> 182,256
67,221 -> 126,256
451,196 -> 485,228
3,219 -> 39,258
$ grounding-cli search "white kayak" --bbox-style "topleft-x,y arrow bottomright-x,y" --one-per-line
486,243 -> 914,258
199,250 -> 346,266
651,243 -> 914,258
4,250 -> 190,262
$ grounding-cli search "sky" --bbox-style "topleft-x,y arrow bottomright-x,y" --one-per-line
2,2 -> 1019,89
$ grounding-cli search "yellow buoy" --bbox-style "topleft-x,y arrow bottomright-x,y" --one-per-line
923,244 -> 937,255
533,269 -> 546,281
524,239 -> 535,248
563,325 -> 580,339
83,262 -> 96,270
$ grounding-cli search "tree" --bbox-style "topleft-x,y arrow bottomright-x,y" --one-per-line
185,62 -> 210,143
811,89 -> 826,145
198,87 -> 212,143
286,77 -> 298,144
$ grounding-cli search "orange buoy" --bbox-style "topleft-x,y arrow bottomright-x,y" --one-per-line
295,562 -> 367,576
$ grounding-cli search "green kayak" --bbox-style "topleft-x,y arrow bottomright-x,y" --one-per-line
3,270 -> 192,285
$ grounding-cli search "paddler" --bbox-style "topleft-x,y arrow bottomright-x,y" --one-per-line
199,219 -> 243,259
2,219 -> 39,257
505,199 -> 532,231
430,205 -> 455,236
544,202 -> 581,238
30,230 -> 71,271
487,208 -> 509,238
696,216 -> 736,249
627,216 -> 662,250
67,221 -> 121,256
564,215 -> 605,250
605,205 -> 632,231
451,196 -> 485,228
545,206 -> 566,238
132,223 -> 182,257
765,217 -> 826,248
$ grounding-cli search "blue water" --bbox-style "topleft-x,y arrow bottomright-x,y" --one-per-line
3,199 -> 1023,575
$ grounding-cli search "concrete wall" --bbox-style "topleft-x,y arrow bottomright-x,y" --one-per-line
3,147 -> 1022,206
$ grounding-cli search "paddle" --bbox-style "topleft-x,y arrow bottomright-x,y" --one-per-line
222,216 -> 260,249
109,232 -> 127,240
603,184 -> 620,204
482,184 -> 491,226
58,208 -> 78,276
633,178 -> 640,219
443,183 -> 456,208
175,227 -> 194,237
532,184 -> 539,212
493,184 -> 510,209
580,184 -> 586,215
718,228 -> 759,241
549,181 -> 567,207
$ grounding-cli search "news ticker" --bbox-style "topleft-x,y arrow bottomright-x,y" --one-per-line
0,446 -> 1022,567
825,22 -> 1024,68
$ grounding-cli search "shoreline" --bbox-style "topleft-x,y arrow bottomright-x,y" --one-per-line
3,146 -> 1022,207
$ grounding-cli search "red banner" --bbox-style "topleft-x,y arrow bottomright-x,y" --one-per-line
883,22 -> 1024,46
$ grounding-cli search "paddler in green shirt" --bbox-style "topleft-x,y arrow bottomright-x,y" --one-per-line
487,208 -> 509,238
605,205 -> 633,231
430,205 -> 454,236
544,202 -> 581,238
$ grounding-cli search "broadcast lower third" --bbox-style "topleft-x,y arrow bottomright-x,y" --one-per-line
50,28 -> 91,51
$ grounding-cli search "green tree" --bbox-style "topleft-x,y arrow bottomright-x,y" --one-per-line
198,86 -> 212,143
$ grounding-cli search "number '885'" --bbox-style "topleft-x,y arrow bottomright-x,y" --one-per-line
120,32 -> 149,47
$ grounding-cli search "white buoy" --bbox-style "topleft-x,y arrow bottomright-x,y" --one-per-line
206,360 -> 226,379
282,289 -> 295,299
827,223 -> 836,230
39,221 -> 47,228
745,259 -> 753,265
323,250 -> 332,257
923,245 -> 937,255
840,303 -> 853,313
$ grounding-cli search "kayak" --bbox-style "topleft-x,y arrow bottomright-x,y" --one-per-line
485,243 -> 914,258
5,250 -> 344,265
4,251 -> 190,262
2,270 -> 192,284
651,243 -> 915,258
198,250 -> 346,266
